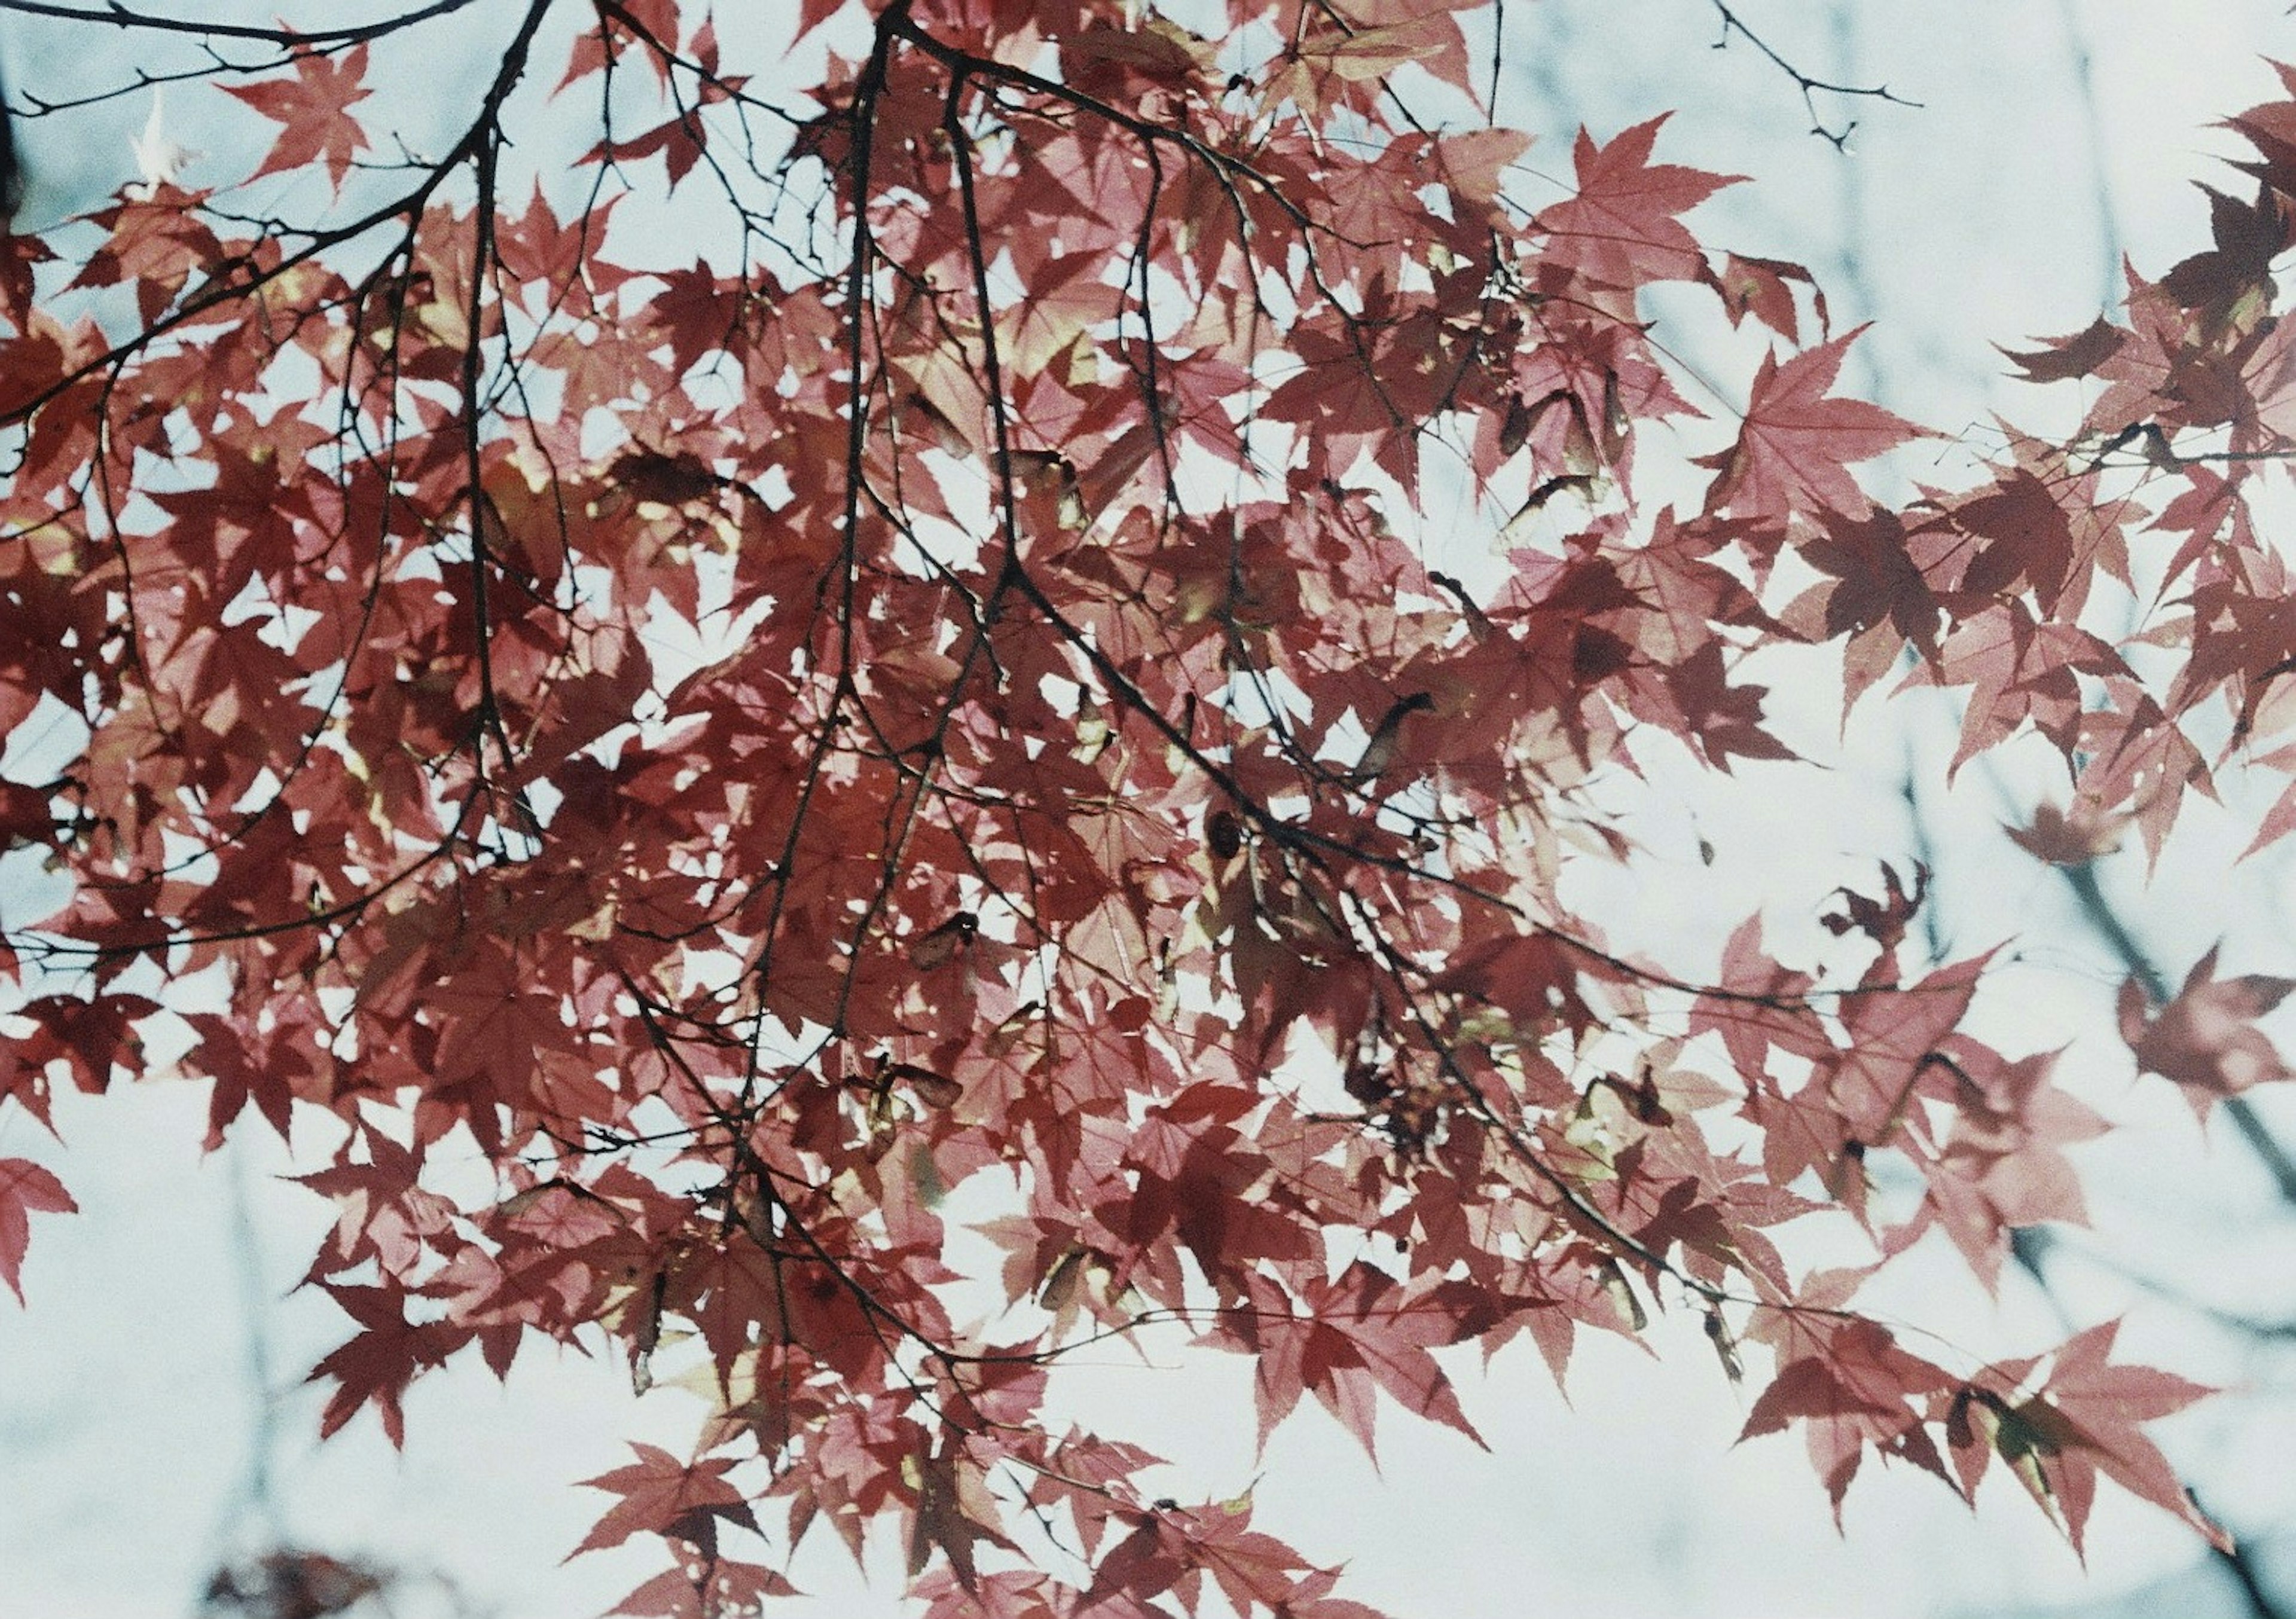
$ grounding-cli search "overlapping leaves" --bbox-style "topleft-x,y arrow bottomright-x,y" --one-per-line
0,3 -> 2289,1614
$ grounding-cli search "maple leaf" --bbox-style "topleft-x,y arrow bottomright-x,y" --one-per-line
308,1284 -> 473,1447
1963,1322 -> 2225,1554
1916,1041 -> 2106,1289
1793,508 -> 1941,670
906,1440 -> 1016,1591
1750,957 -> 1981,1209
1818,860 -> 1928,980
1830,958 -> 1981,1132
1698,328 -> 1926,523
1652,639 -> 1798,772
999,252 -> 1125,377
223,45 -> 374,191
2225,60 -> 2296,200
1711,251 -> 1826,344
1535,114 -> 1742,290
1739,1313 -> 1955,1520
2158,182 -> 2287,313
1433,128 -> 1534,210
2119,946 -> 2296,1111
1240,1266 -> 1485,1460
1998,315 -> 2127,384
577,1443 -> 756,1556
0,1158 -> 75,1304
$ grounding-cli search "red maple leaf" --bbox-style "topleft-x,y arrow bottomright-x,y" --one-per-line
1739,1312 -> 1955,1520
1535,114 -> 1741,290
1699,328 -> 1926,522
1917,1042 -> 2106,1288
1711,251 -> 1827,344
1818,860 -> 1928,975
1961,1321 -> 2224,1554
224,44 -> 374,190
610,1559 -> 798,1618
0,1158 -> 75,1304
307,1284 -> 473,1447
1998,315 -> 2127,384
578,1443 -> 756,1556
2119,946 -> 2296,1110
1241,1266 -> 1485,1459
2158,182 -> 2288,312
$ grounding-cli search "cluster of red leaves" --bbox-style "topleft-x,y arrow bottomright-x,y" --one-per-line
0,0 -> 2289,1612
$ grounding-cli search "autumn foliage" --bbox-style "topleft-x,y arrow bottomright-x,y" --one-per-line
4,1 -> 2296,1612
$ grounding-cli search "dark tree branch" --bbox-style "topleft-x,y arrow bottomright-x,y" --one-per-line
0,0 -> 481,45
1706,0 -> 1919,146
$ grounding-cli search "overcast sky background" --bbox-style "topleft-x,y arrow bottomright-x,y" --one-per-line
5,2 -> 2296,1617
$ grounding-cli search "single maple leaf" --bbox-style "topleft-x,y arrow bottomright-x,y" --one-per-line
1433,128 -> 1534,210
2118,946 -> 2296,1111
1754,957 -> 1982,1208
1800,508 -> 1940,652
998,252 -> 1125,377
307,1284 -> 472,1447
1698,328 -> 1926,523
576,1443 -> 755,1557
1535,114 -> 1742,289
1711,251 -> 1826,344
0,1158 -> 75,1304
2227,63 -> 2296,203
599,109 -> 712,186
1998,316 -> 2127,384
223,44 -> 374,192
1916,1041 -> 2106,1289
1738,1315 -> 1955,1520
1242,1266 -> 1485,1461
1971,1321 -> 2225,1554
1943,466 -> 2090,608
2158,182 -> 2287,312
906,1441 -> 1016,1591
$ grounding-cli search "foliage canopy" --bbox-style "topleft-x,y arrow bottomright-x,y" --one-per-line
5,2 -> 2296,1612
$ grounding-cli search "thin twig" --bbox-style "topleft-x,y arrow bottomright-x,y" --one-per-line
0,0 -> 479,45
1706,0 -> 1919,148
